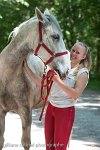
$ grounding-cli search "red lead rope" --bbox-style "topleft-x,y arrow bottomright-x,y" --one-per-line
39,70 -> 57,121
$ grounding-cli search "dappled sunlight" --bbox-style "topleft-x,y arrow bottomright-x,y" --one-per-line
70,89 -> 100,150
76,102 -> 100,107
80,97 -> 100,101
2,90 -> 100,150
31,108 -> 45,128
76,98 -> 100,112
76,90 -> 100,111
69,140 -> 100,150
4,113 -> 22,150
3,112 -> 45,150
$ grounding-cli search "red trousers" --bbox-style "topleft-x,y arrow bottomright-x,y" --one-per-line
44,102 -> 75,150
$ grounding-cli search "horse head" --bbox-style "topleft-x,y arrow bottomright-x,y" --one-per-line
10,8 -> 70,78
33,8 -> 70,78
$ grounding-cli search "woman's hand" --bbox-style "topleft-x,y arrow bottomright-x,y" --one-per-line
52,72 -> 61,83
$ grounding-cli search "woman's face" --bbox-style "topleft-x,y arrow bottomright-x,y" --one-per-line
70,44 -> 86,64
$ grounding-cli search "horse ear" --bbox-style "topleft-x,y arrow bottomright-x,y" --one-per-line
35,7 -> 44,23
44,8 -> 50,15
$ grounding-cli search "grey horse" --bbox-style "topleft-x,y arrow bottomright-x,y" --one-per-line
0,8 -> 70,150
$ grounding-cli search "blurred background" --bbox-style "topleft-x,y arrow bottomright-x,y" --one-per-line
0,0 -> 100,89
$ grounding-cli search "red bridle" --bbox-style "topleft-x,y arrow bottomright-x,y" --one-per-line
39,69 -> 57,121
33,21 -> 69,121
34,21 -> 68,65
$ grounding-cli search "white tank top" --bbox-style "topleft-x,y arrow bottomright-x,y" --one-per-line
49,67 -> 89,108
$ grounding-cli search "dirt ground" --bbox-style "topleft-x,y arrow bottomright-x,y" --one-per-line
3,89 -> 100,150
69,89 -> 100,150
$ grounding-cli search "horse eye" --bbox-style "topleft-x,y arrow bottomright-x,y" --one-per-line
47,17 -> 51,22
45,15 -> 51,23
51,34 -> 60,40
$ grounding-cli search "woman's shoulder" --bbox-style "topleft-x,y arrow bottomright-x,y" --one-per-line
67,66 -> 89,80
77,67 -> 89,78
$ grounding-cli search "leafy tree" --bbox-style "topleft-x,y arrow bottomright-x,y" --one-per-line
0,0 -> 99,76
52,0 -> 100,74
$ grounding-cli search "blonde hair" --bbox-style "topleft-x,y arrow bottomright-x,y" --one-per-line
71,41 -> 92,71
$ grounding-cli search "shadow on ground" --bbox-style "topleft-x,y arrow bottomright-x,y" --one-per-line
31,89 -> 100,148
3,89 -> 100,150
71,89 -> 100,148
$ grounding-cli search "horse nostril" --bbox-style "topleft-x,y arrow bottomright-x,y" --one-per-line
55,69 -> 66,80
62,73 -> 66,80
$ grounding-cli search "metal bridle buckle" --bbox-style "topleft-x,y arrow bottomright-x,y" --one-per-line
44,65 -> 47,74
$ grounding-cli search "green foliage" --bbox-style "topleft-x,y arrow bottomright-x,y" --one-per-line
0,0 -> 100,76
87,74 -> 100,89
87,81 -> 100,89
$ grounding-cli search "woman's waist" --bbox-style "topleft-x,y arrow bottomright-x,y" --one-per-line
49,96 -> 77,107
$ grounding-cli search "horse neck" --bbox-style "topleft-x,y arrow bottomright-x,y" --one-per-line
0,42 -> 29,80
1,38 -> 31,69
1,19 -> 38,67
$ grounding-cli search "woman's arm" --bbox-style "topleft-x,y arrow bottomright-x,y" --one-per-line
53,72 -> 88,100
23,60 -> 41,87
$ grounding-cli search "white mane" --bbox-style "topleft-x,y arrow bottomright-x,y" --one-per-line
9,16 -> 37,41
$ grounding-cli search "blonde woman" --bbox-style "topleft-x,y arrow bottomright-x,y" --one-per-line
24,41 -> 92,150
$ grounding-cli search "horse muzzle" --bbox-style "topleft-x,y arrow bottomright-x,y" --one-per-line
55,69 -> 67,80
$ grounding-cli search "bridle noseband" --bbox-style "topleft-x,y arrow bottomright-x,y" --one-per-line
34,21 -> 68,66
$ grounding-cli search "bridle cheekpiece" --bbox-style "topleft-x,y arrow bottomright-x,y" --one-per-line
34,21 -> 68,66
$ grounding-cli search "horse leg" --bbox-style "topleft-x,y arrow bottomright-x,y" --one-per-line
20,106 -> 32,150
0,110 -> 6,150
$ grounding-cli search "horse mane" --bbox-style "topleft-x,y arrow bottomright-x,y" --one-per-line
9,10 -> 63,42
8,16 -> 37,41
8,26 -> 19,40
